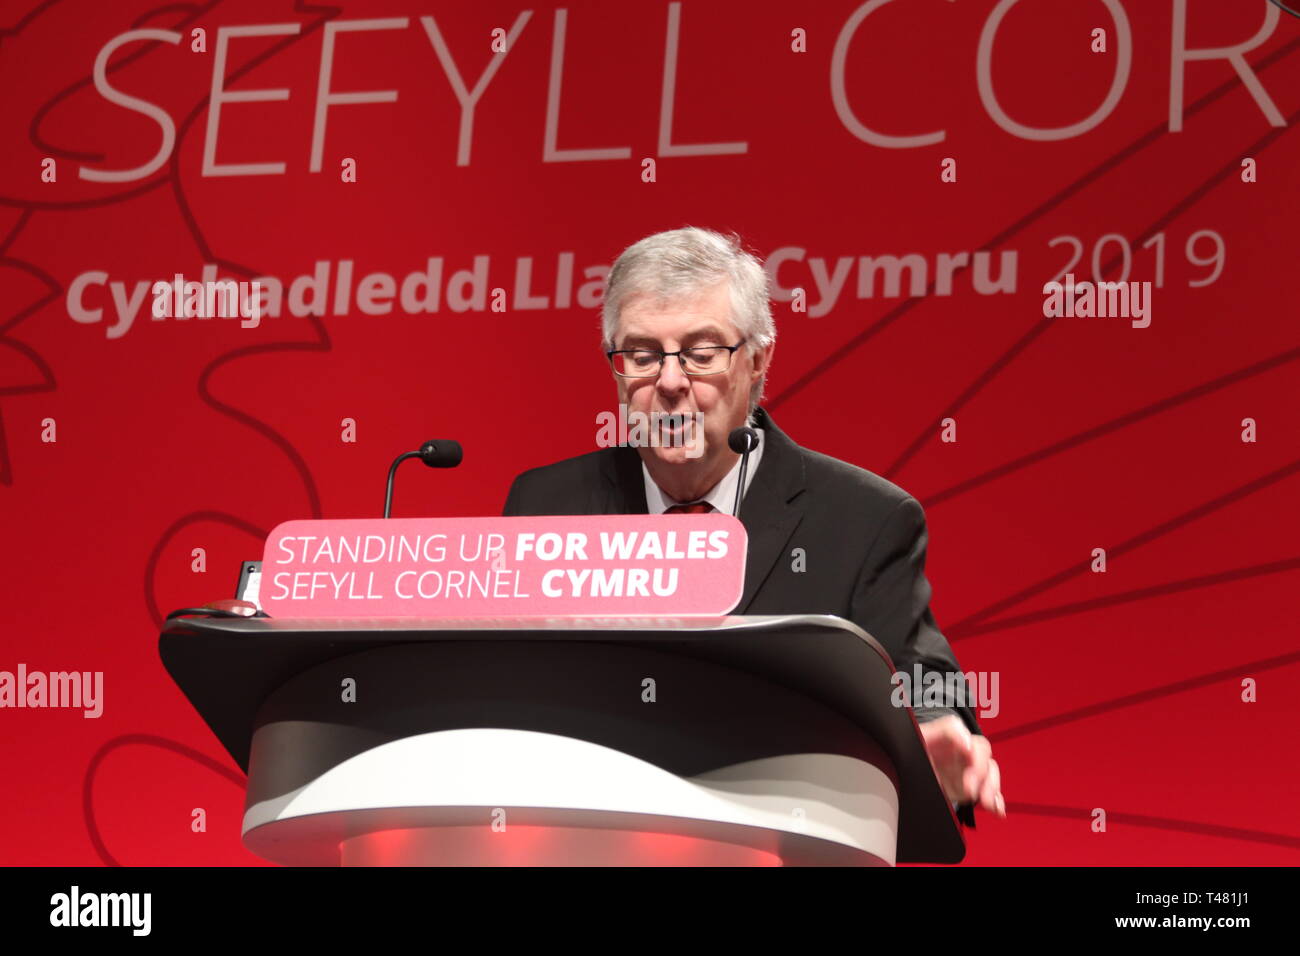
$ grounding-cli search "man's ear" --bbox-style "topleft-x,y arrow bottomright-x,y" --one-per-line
752,342 -> 774,381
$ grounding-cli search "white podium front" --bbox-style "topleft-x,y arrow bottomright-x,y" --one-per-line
244,728 -> 898,866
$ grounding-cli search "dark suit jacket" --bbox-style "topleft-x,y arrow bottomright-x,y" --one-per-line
502,404 -> 984,741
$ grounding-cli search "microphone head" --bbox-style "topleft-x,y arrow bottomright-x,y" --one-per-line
418,439 -> 463,468
728,426 -> 758,454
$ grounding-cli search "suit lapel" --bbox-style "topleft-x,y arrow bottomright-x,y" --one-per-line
601,407 -> 807,612
598,445 -> 649,514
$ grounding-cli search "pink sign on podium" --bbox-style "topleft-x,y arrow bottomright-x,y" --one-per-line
259,515 -> 748,619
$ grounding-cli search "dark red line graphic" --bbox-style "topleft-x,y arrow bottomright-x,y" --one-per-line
763,32 -> 1300,456
1266,1 -> 1300,21
10,1 -> 349,865
0,0 -> 62,42
0,207 -> 34,253
989,647 -> 1300,744
950,457 -> 1300,632
0,176 -> 171,211
0,251 -> 61,485
0,0 -> 343,497
1002,802 -> 1300,850
0,255 -> 60,345
26,2 -> 220,165
883,106 -> 1299,482
83,734 -> 247,868
950,556 -> 1300,640
925,346 -> 1300,509
142,510 -> 268,630
167,2 -> 347,522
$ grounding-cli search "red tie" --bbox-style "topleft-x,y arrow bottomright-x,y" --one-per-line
664,502 -> 714,514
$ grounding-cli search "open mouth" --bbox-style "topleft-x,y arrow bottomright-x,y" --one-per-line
654,413 -> 696,442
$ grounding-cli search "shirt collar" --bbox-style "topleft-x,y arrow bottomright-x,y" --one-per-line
642,428 -> 765,515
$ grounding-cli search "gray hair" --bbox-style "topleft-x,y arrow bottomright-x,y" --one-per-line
601,226 -> 775,416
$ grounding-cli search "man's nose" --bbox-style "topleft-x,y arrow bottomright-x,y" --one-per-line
656,352 -> 690,394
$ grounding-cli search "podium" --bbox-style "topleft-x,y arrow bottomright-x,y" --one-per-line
159,613 -> 965,866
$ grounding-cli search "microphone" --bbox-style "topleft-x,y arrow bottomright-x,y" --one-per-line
728,426 -> 759,518
384,439 -> 463,517
417,439 -> 464,468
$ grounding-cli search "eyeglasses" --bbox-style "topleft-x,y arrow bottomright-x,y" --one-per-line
607,340 -> 747,377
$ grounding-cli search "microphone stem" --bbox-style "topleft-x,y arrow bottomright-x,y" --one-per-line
732,446 -> 751,518
384,451 -> 422,518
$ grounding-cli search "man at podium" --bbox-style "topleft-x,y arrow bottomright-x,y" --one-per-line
503,226 -> 1004,826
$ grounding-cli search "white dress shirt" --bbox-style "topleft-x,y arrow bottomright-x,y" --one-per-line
642,428 -> 765,515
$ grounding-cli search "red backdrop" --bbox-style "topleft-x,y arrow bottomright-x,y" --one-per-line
2,0 -> 1298,865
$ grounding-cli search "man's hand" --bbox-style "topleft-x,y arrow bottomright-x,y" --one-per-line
917,714 -> 1005,818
